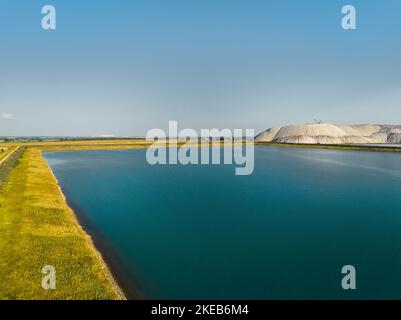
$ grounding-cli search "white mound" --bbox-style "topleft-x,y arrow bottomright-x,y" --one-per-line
255,124 -> 401,145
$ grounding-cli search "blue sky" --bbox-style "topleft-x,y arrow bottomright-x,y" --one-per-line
0,0 -> 400,136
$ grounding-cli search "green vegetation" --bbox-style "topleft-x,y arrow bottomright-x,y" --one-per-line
0,148 -> 124,299
0,147 -> 24,187
256,141 -> 401,153
0,146 -> 15,161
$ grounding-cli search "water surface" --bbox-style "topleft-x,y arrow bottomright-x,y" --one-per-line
44,147 -> 401,299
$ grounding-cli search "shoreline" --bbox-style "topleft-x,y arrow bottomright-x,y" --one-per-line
44,153 -> 127,300
256,142 -> 401,153
65,199 -> 142,300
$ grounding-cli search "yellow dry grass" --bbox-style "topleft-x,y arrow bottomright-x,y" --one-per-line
0,148 -> 125,300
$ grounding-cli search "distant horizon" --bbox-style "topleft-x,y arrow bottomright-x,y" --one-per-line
1,1 -> 401,136
2,121 -> 401,140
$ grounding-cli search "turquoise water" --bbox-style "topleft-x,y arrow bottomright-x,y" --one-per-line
44,147 -> 401,299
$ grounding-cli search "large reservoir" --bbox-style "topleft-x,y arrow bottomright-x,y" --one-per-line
44,147 -> 401,299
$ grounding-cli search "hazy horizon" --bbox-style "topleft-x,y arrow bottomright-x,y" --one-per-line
1,0 -> 401,136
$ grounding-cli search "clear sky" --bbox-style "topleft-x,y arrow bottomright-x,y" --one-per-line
1,0 -> 400,136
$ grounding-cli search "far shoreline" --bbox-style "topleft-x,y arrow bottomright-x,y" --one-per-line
255,141 -> 401,153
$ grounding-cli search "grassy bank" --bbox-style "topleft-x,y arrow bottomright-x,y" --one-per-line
0,139 -> 168,300
0,148 -> 124,299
